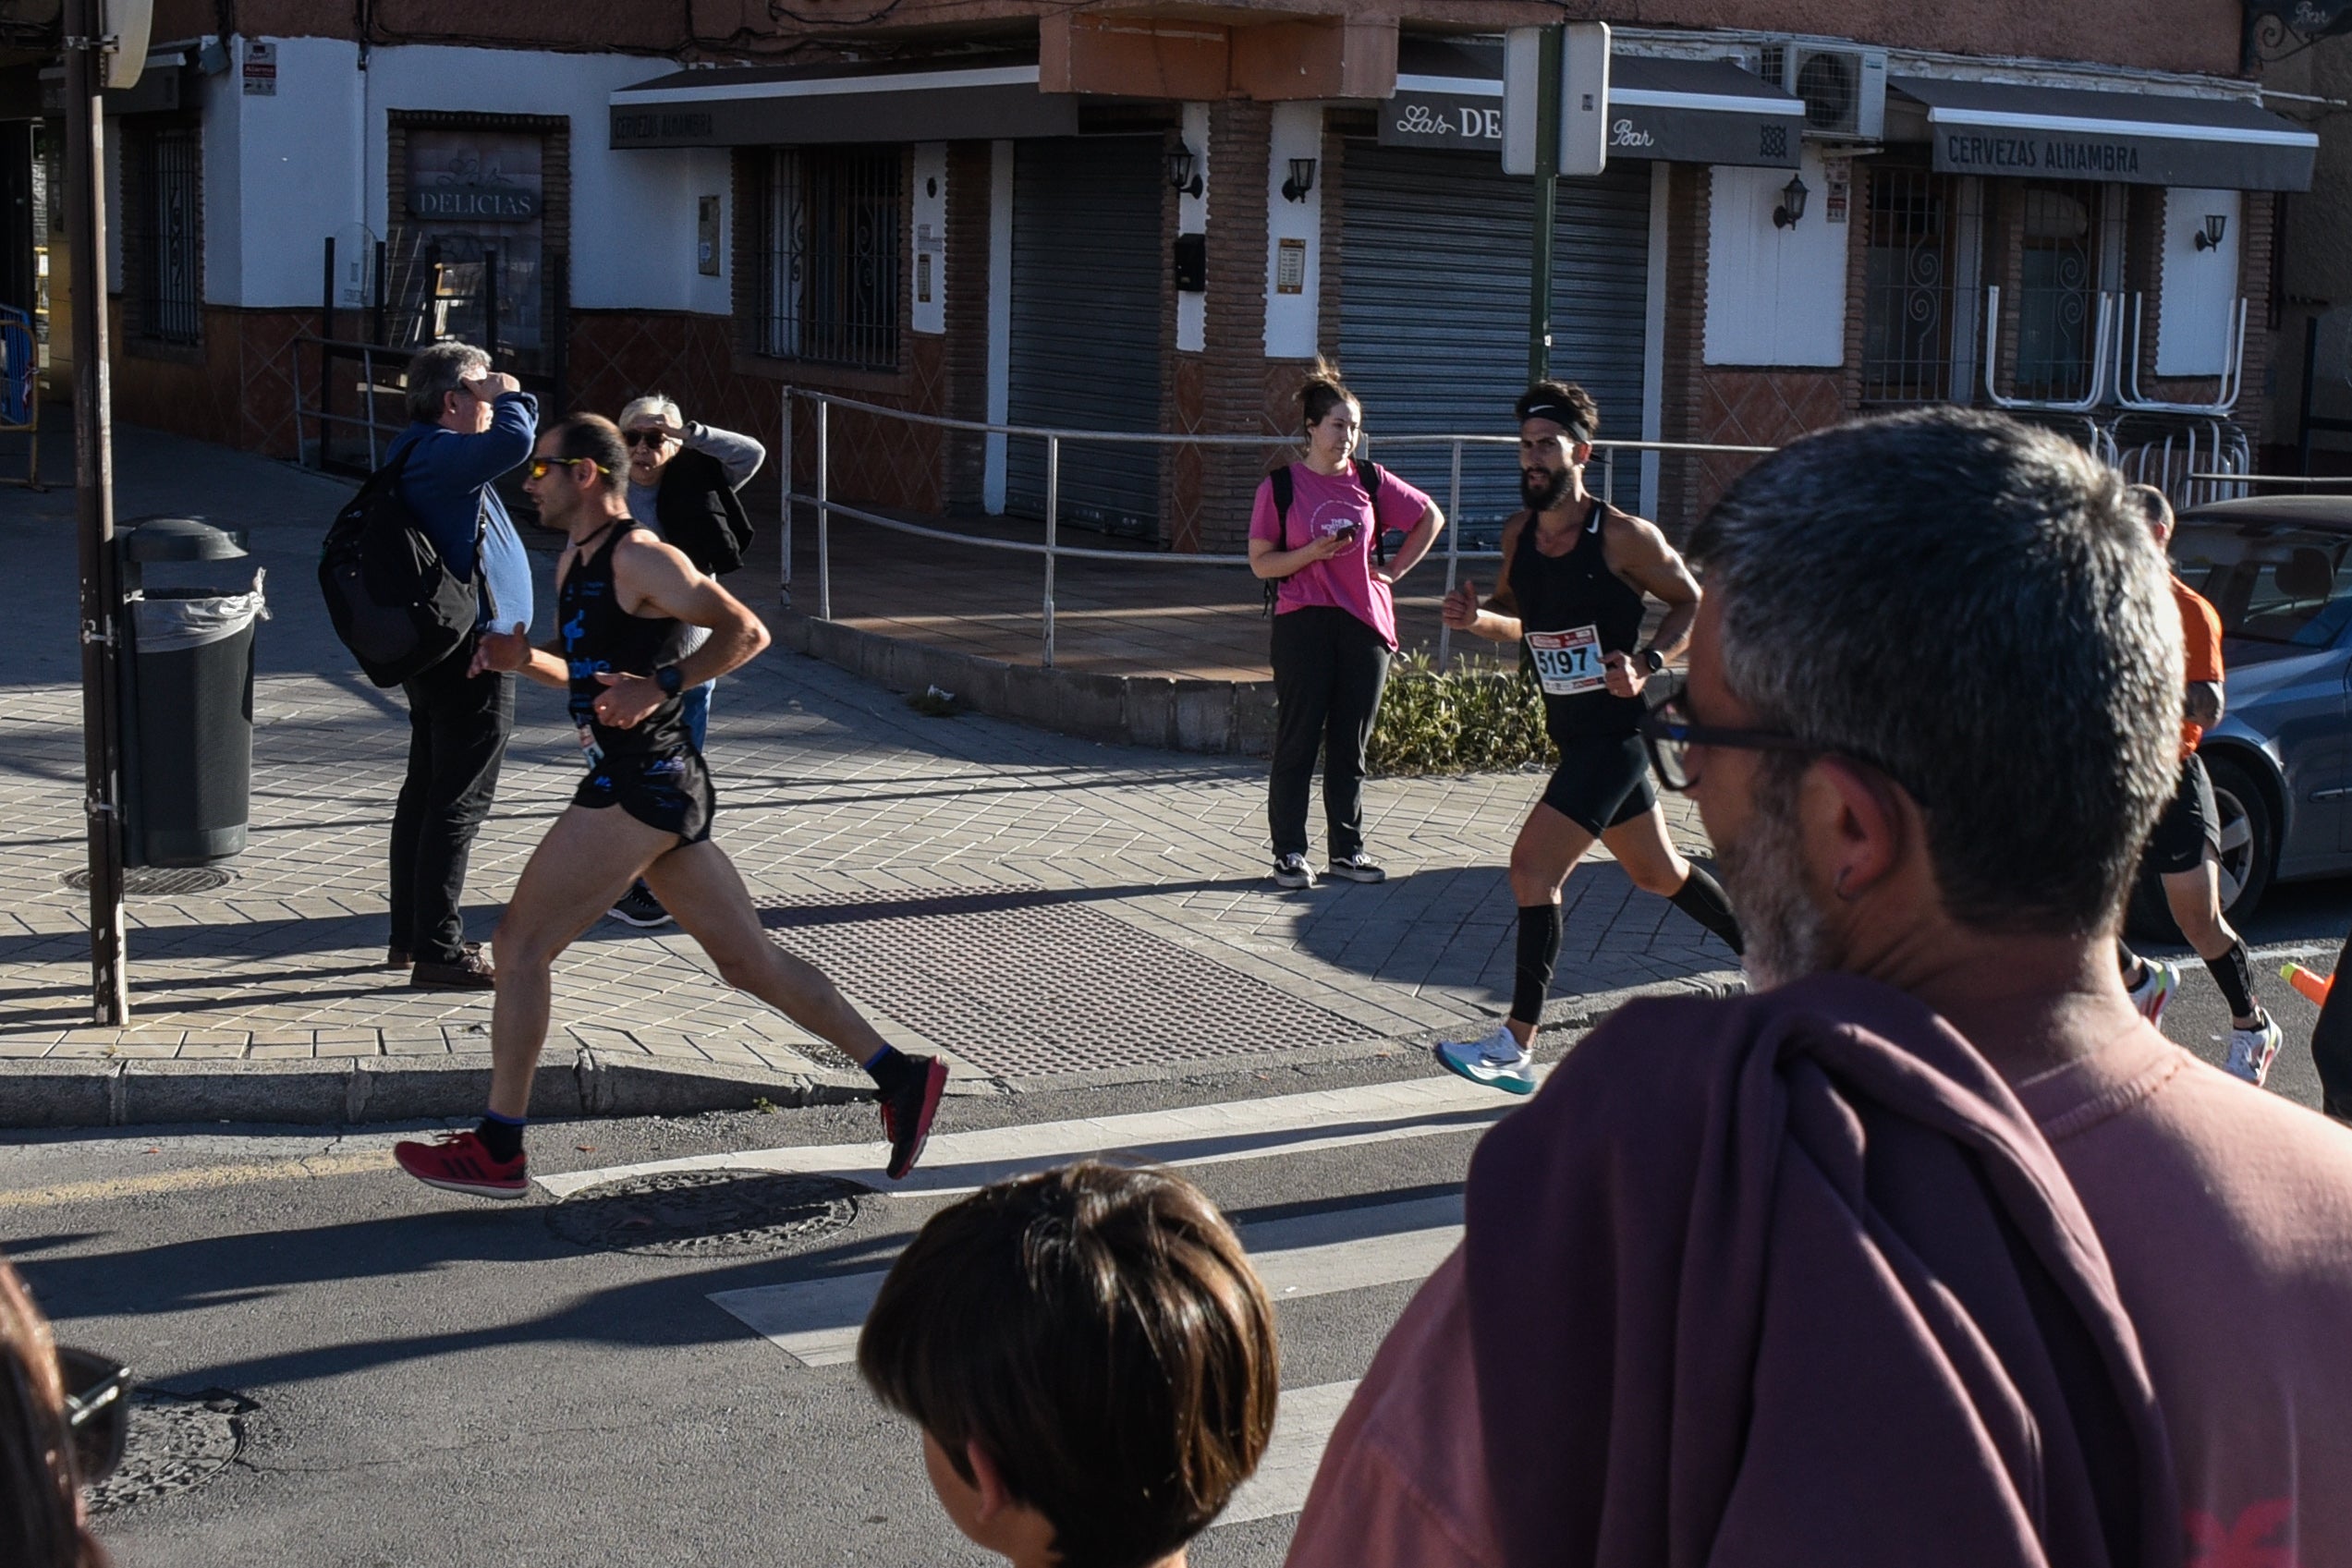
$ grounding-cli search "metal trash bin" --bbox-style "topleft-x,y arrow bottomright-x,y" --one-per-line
116,517 -> 268,868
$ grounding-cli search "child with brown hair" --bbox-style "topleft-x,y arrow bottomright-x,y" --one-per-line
857,1161 -> 1279,1568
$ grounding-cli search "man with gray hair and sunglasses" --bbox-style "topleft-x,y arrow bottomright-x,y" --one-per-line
378,341 -> 537,991
1290,408 -> 2352,1567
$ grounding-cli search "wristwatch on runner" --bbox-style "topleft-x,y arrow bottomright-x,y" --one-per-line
1639,647 -> 1665,675
655,665 -> 685,696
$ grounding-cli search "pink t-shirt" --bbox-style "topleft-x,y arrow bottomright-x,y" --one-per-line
1249,462 -> 1434,650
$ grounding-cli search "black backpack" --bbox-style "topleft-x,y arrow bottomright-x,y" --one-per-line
317,444 -> 494,687
1263,460 -> 1385,616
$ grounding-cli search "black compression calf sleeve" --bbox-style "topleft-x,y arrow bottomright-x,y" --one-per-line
2207,943 -> 2259,1021
1512,904 -> 1565,1028
1670,864 -> 1745,956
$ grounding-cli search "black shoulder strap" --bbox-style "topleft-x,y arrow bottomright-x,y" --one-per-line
1359,460 -> 1387,564
1271,464 -> 1295,546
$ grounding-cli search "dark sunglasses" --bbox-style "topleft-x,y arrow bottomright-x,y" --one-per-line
58,1347 -> 132,1483
1638,695 -> 1932,808
621,429 -> 674,449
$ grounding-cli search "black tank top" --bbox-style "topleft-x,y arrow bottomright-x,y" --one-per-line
1509,500 -> 1648,741
559,525 -> 697,760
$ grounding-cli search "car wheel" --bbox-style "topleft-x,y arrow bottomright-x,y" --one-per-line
2124,753 -> 2277,940
2204,754 -> 2274,923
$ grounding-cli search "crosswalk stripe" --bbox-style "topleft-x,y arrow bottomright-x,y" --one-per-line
1219,1379 -> 1360,1527
535,1072 -> 1536,1200
708,1193 -> 1465,1367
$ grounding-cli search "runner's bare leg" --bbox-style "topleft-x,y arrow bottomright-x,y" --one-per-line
487,805 -> 672,1118
642,838 -> 895,1067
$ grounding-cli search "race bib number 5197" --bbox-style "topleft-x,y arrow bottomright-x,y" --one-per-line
1527,626 -> 1606,697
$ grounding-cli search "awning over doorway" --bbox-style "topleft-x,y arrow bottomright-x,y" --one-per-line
1892,77 -> 2317,190
610,54 -> 1079,149
1379,39 -> 1802,168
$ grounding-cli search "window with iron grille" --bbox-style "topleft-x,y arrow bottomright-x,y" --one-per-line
1860,168 -> 1957,404
754,147 -> 900,369
133,127 -> 201,346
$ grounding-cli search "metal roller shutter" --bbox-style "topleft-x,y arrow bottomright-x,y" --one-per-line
1341,145 -> 1651,534
1007,136 -> 1164,539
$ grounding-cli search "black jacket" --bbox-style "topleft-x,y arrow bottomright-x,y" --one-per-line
656,447 -> 754,577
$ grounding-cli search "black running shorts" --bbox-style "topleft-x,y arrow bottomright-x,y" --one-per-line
2143,752 -> 2221,877
1538,733 -> 1658,837
574,747 -> 716,845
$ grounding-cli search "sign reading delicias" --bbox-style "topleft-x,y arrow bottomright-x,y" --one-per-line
409,183 -> 540,222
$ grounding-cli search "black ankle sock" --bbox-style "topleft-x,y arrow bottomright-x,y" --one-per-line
863,1045 -> 916,1095
1512,904 -> 1564,1028
2207,943 -> 2259,1022
1670,865 -> 1745,956
475,1113 -> 526,1163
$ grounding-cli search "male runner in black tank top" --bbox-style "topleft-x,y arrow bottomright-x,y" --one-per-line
1434,382 -> 1744,1094
392,416 -> 947,1198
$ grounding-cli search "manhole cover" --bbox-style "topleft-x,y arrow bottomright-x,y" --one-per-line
762,888 -> 1372,1076
61,867 -> 237,897
549,1171 -> 863,1258
85,1389 -> 248,1514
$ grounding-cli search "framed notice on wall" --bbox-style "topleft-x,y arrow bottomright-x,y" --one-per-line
1276,237 -> 1306,296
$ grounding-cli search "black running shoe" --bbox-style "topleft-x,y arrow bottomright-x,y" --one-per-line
607,884 -> 673,930
878,1055 -> 949,1180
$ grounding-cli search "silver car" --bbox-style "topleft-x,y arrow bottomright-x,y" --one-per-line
2165,495 -> 2352,921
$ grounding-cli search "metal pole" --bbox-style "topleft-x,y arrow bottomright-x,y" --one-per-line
1528,24 -> 1563,384
372,237 -> 388,346
320,236 -> 335,468
1439,436 -> 1462,671
1042,434 -> 1059,669
1603,446 -> 1615,504
778,383 -> 793,607
2299,311 -> 2320,476
481,245 -> 499,363
362,346 -> 378,469
66,0 -> 127,1023
815,396 -> 831,621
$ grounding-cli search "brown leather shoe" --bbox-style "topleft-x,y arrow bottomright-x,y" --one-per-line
410,948 -> 496,991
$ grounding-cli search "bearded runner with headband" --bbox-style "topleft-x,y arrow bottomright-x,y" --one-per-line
1435,381 -> 1744,1094
391,415 -> 947,1197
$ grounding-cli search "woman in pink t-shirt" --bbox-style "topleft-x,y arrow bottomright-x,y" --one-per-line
1248,363 -> 1444,890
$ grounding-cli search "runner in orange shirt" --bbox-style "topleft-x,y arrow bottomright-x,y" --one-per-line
2117,484 -> 2283,1083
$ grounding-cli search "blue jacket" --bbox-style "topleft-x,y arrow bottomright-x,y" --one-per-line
385,392 -> 538,634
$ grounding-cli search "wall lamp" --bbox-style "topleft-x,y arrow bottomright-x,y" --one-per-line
1282,156 -> 1317,203
1165,145 -> 1203,199
2195,213 -> 2229,251
1773,172 -> 1809,229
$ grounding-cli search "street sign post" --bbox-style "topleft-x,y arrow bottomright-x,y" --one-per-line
1504,22 -> 1611,382
67,0 -> 128,1022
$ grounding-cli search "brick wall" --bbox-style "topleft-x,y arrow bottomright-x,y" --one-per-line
1197,100 -> 1276,554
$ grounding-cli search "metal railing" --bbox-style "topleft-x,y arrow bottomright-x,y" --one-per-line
780,387 -> 1774,670
294,336 -> 409,473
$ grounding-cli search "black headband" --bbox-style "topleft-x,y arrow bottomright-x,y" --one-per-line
1520,403 -> 1591,444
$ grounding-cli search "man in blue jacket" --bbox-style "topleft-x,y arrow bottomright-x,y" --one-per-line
381,341 -> 537,990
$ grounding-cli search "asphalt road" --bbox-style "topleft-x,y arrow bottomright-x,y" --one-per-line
11,874 -> 2348,1568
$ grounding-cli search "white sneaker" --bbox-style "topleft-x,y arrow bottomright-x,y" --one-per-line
1272,853 -> 1315,890
1434,1026 -> 1537,1097
2224,1014 -> 2284,1088
2127,956 -> 2181,1030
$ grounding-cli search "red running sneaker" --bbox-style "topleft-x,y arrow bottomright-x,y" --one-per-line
878,1055 -> 949,1180
394,1131 -> 529,1199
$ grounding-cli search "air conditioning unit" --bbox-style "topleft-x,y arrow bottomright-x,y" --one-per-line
1753,42 -> 1885,140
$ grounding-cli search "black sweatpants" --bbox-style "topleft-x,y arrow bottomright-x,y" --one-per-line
1268,606 -> 1391,862
388,641 -> 515,964
2311,924 -> 2352,1120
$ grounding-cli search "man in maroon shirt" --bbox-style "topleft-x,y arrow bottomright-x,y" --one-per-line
1287,409 -> 2352,1568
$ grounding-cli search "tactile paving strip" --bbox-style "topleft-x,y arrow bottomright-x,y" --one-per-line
763,888 -> 1371,1076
